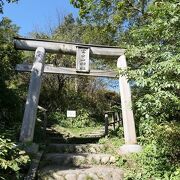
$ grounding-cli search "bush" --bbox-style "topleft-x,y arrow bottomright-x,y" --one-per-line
0,136 -> 30,180
48,111 -> 68,126
73,108 -> 95,128
123,122 -> 180,180
48,108 -> 96,128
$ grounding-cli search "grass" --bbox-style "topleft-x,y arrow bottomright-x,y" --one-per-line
52,124 -> 104,137
98,128 -> 124,157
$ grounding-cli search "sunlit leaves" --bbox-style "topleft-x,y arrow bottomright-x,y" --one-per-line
121,0 -> 180,124
0,137 -> 30,179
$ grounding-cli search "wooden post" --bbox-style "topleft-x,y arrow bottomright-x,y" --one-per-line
116,112 -> 121,126
112,112 -> 115,130
104,113 -> 109,136
19,47 -> 45,142
43,111 -> 47,141
117,55 -> 142,154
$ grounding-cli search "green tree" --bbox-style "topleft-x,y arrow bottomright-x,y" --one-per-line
0,17 -> 23,131
30,14 -> 119,122
70,0 -> 180,178
71,0 -> 180,125
0,17 -> 30,180
123,0 -> 180,126
70,0 -> 151,36
0,0 -> 18,13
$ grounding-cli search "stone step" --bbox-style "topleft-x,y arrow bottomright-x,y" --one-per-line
81,130 -> 105,137
46,128 -> 64,136
41,153 -> 116,167
82,133 -> 105,138
46,133 -> 64,138
48,136 -> 102,144
47,143 -> 107,154
38,165 -> 123,180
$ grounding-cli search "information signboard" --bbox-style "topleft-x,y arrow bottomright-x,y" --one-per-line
67,110 -> 76,118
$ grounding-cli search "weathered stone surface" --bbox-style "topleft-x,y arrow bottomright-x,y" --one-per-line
74,155 -> 86,165
89,147 -> 96,153
43,153 -> 115,166
88,173 -> 99,180
117,55 -> 138,145
119,144 -> 142,155
86,155 -> 93,164
77,173 -> 87,180
65,173 -> 77,180
53,173 -> 65,180
38,129 -> 123,180
112,171 -> 124,180
101,156 -> 110,164
20,47 -> 46,143
39,166 -> 123,180
101,172 -> 112,180
92,155 -> 101,164
47,143 -> 105,153
109,156 -> 116,163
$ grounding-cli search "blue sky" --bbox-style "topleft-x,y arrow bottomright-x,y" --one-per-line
0,0 -> 79,36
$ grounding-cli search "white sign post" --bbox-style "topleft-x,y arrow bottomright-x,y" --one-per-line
76,46 -> 90,73
67,110 -> 76,118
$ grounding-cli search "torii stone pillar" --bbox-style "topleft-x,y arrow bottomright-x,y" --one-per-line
117,55 -> 142,154
20,47 -> 45,142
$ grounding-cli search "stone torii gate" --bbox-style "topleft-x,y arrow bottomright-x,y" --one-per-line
14,37 -> 142,154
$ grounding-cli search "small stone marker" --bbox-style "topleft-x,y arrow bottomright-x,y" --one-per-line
76,46 -> 90,72
67,110 -> 76,118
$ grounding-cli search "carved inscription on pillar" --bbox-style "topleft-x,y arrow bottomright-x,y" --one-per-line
76,46 -> 90,73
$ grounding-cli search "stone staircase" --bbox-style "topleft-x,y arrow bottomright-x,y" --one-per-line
37,129 -> 123,180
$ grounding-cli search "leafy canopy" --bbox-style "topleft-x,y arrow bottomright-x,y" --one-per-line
71,0 -> 180,124
0,17 -> 23,128
0,0 -> 18,13
124,0 -> 180,124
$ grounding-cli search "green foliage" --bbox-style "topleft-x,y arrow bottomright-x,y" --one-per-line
48,108 -> 96,128
108,126 -> 124,139
0,17 -> 23,129
48,111 -> 67,126
52,13 -> 116,46
0,17 -> 27,179
71,0 -> 142,20
123,122 -> 180,179
34,14 -> 120,124
99,127 -> 124,159
73,108 -> 95,128
123,0 -> 180,125
0,0 -> 18,13
23,10 -> 120,151
0,136 -> 30,180
71,0 -> 180,125
70,0 -> 151,41
73,1 -> 180,178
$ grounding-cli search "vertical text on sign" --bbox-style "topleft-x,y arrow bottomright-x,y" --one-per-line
76,46 -> 90,73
